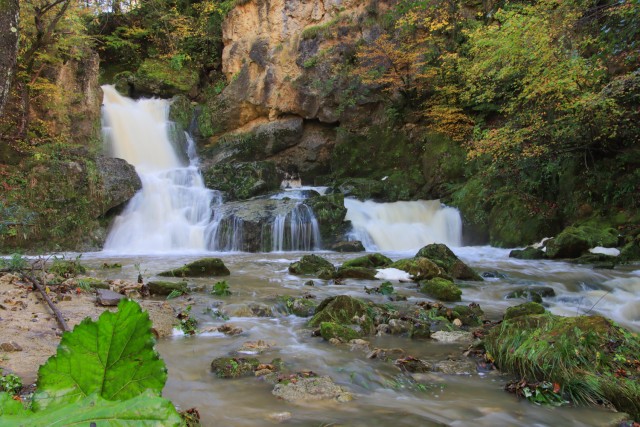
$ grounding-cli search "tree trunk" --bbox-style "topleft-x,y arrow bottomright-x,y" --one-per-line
0,0 -> 19,117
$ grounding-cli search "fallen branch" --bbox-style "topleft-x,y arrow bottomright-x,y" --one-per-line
23,272 -> 70,332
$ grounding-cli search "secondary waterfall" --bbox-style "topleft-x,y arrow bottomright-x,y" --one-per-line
345,199 -> 462,251
101,85 -> 220,253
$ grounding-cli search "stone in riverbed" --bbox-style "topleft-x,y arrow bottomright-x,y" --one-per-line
147,281 -> 189,296
330,241 -> 365,252
288,255 -> 335,276
320,322 -> 360,342
415,244 -> 483,281
211,357 -> 260,378
506,287 -> 556,303
308,295 -> 371,328
419,278 -> 462,302
431,331 -> 474,344
96,289 -> 125,306
341,253 -> 392,269
509,247 -> 546,260
434,359 -> 476,375
0,341 -> 23,352
335,266 -> 377,280
504,302 -> 545,320
390,257 -> 447,281
394,356 -> 431,373
158,258 -> 230,277
272,376 -> 351,402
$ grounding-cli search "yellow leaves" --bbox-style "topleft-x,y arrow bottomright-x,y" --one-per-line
424,105 -> 473,143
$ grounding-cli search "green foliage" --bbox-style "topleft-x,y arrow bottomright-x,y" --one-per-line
48,255 -> 86,278
211,280 -> 231,296
0,374 -> 22,396
0,253 -> 28,272
178,305 -> 198,335
0,300 -> 180,425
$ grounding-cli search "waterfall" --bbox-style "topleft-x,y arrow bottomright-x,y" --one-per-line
101,85 -> 221,253
345,199 -> 462,252
271,203 -> 321,252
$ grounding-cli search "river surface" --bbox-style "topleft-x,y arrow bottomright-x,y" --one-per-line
78,248 -> 640,426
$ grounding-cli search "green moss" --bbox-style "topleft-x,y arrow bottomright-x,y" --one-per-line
320,322 -> 360,341
277,296 -> 318,317
304,194 -> 348,244
158,258 -> 230,277
168,95 -> 193,131
419,278 -> 462,302
309,295 -> 371,328
503,302 -> 546,320
546,225 -> 619,259
202,161 -> 279,200
415,244 -> 482,281
390,257 -> 445,281
132,59 -> 198,97
288,255 -> 335,276
147,281 -> 189,296
342,253 -> 392,269
486,313 -> 640,418
210,357 -> 260,378
509,247 -> 547,260
452,304 -> 484,327
335,266 -> 377,280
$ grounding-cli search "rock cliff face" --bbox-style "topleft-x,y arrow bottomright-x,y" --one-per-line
203,0 -> 386,180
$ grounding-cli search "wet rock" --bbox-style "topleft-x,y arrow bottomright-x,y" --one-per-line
147,281 -> 189,296
481,270 -> 508,279
288,255 -> 335,276
272,376 -> 350,402
342,253 -> 392,269
434,359 -> 476,375
218,324 -> 244,336
349,339 -> 370,352
419,278 -> 462,302
96,289 -> 125,306
308,295 -> 372,331
388,319 -> 411,335
452,303 -> 484,327
330,241 -> 365,252
545,225 -> 618,259
509,247 -> 546,260
278,296 -> 318,317
0,341 -> 23,352
504,302 -> 546,320
201,161 -> 279,201
267,412 -> 292,423
408,322 -> 431,339
376,324 -> 390,335
335,266 -> 377,280
431,331 -> 474,344
222,303 -> 273,317
394,356 -> 431,373
95,156 -> 142,213
506,287 -> 556,303
159,258 -> 230,277
390,257 -> 447,281
320,322 -> 360,342
367,348 -> 406,360
211,357 -> 260,378
415,244 -> 483,281
304,280 -> 315,286
237,340 -> 274,355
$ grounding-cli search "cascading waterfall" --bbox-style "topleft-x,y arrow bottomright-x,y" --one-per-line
101,85 -> 221,253
345,199 -> 462,252
271,203 -> 321,252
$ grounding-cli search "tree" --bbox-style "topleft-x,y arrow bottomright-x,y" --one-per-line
0,0 -> 19,117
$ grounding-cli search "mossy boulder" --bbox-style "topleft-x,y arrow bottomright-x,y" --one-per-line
147,280 -> 189,296
390,257 -> 447,281
503,302 -> 546,320
320,322 -> 360,341
309,295 -> 371,329
277,296 -> 318,317
509,247 -> 547,260
130,59 -> 199,98
330,240 -> 365,252
342,253 -> 392,269
505,287 -> 556,304
304,194 -> 349,245
288,255 -> 335,276
419,278 -> 462,302
415,244 -> 482,281
201,161 -> 279,201
486,313 -> 640,418
452,303 -> 484,327
335,266 -> 377,280
210,357 -> 260,378
158,258 -> 230,277
620,237 -> 640,262
545,225 -> 619,259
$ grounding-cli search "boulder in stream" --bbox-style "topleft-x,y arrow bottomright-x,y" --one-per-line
342,253 -> 392,269
330,240 -> 365,252
415,244 -> 483,281
147,280 -> 189,296
335,266 -> 377,280
509,247 -> 547,260
506,287 -> 556,303
504,302 -> 545,320
320,322 -> 360,342
158,258 -> 230,277
390,257 -> 448,281
288,255 -> 335,276
419,278 -> 462,302
544,225 -> 618,259
272,375 -> 352,402
211,357 -> 260,378
308,295 -> 372,330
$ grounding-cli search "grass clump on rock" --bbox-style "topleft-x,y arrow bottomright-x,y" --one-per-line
486,313 -> 640,418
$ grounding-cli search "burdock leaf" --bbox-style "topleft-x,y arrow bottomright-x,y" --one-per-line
2,391 -> 182,426
32,299 -> 167,411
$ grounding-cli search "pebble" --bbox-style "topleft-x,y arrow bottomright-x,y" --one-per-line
96,289 -> 125,306
0,341 -> 23,352
267,412 -> 292,423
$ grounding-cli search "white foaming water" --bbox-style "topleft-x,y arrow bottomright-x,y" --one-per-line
271,203 -> 321,252
345,199 -> 462,251
101,85 -> 221,253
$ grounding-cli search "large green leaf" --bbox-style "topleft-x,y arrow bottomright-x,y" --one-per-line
33,299 -> 167,411
1,391 -> 182,426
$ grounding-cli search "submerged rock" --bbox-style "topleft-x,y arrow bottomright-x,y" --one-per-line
288,255 -> 335,276
431,331 -> 474,344
504,302 -> 546,320
486,313 -> 640,419
394,356 -> 431,373
272,376 -> 351,402
158,258 -> 230,277
415,244 -> 482,281
506,287 -> 556,303
509,247 -> 546,260
452,303 -> 485,327
434,359 -> 476,375
277,296 -> 318,317
545,225 -> 618,259
419,278 -> 462,302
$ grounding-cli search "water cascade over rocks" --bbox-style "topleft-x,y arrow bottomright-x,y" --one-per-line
345,199 -> 463,252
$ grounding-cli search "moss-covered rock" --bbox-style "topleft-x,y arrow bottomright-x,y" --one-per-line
304,194 -> 349,245
620,238 -> 640,262
308,295 -> 371,329
288,255 -> 335,276
486,313 -> 640,418
419,278 -> 462,302
147,280 -> 189,296
452,303 -> 484,327
320,322 -> 360,341
341,253 -> 392,269
503,302 -> 546,320
202,161 -> 279,201
505,287 -> 556,303
277,296 -> 318,317
210,357 -> 260,378
158,258 -> 230,277
390,257 -> 446,281
337,178 -> 386,201
335,266 -> 377,280
415,244 -> 482,281
330,240 -> 365,252
545,225 -> 619,259
509,247 -> 547,260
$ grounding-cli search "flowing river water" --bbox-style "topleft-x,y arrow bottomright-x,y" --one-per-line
92,88 -> 640,425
